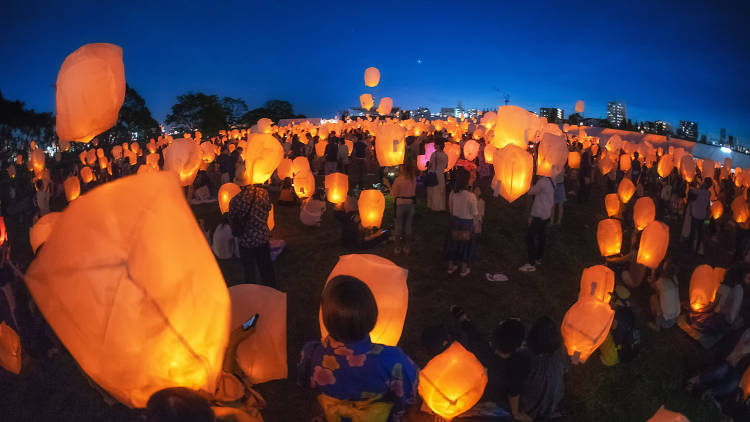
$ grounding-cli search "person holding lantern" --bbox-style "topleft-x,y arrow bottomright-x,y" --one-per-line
689,178 -> 712,254
390,153 -> 418,255
519,170 -> 556,273
426,140 -> 448,212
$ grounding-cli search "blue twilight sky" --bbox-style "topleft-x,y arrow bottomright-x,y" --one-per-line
1,1 -> 749,142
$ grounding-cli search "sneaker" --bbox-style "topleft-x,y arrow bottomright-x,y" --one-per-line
448,264 -> 459,275
535,259 -> 542,266
459,267 -> 471,277
518,264 -> 536,272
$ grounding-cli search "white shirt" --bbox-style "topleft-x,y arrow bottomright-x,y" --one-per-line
449,190 -> 479,220
655,276 -> 680,320
530,177 -> 555,220
300,198 -> 326,226
212,224 -> 235,260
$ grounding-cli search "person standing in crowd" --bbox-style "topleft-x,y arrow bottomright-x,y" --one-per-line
216,147 -> 235,185
349,136 -> 369,190
519,170 -> 556,272
578,145 -> 592,203
426,140 -> 448,212
324,137 -> 339,175
337,138 -> 349,173
447,169 -> 479,277
690,178 -> 712,254
34,180 -> 50,217
228,183 -> 275,287
550,169 -> 565,226
390,153 -> 417,255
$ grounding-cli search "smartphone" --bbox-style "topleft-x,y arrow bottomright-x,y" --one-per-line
242,314 -> 259,331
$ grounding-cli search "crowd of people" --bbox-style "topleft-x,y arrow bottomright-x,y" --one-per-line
3,119 -> 750,421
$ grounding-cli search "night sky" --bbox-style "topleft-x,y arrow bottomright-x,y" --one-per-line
2,1 -> 749,141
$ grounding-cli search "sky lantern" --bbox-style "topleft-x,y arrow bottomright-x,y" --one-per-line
256,118 -> 273,134
315,140 -> 327,158
483,143 -> 496,164
145,153 -> 160,169
375,124 -> 406,166
30,149 -> 45,175
130,142 -> 141,155
711,201 -> 723,220
358,189 -> 385,228
444,143 -> 460,171
579,265 -> 615,304
64,176 -> 81,202
163,139 -> 202,186
321,254 -> 408,346
657,154 -> 674,178
7,165 -> 16,179
364,67 -> 380,87
230,284 -> 287,384
359,93 -> 374,110
472,126 -> 485,140
200,142 -> 215,163
218,183 -> 241,214
56,43 -> 125,143
29,212 -> 61,254
112,145 -> 123,159
276,158 -> 293,180
325,172 -> 348,204
575,100 -> 585,113
598,157 -> 616,176
597,218 -> 622,257
733,196 -> 750,223
701,158 -> 716,178
292,156 -> 310,176
376,97 -> 393,115
689,265 -> 725,312
463,139 -> 480,161
24,172 -> 230,408
619,154 -> 631,172
561,298 -> 615,363
617,177 -> 636,204
637,221 -> 670,269
680,154 -> 696,182
568,151 -> 581,169
490,105 -> 533,149
536,133 -> 568,178
293,170 -> 315,199
80,166 -> 94,184
633,197 -> 655,230
244,134 -> 283,184
85,149 -> 97,166
647,406 -> 689,422
0,322 -> 21,375
146,139 -> 157,154
492,145 -> 533,203
418,341 -> 487,421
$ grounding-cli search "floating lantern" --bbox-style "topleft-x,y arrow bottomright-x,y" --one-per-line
376,97 -> 393,115
24,172 -> 230,408
617,177 -> 635,204
358,190 -> 385,228
80,167 -> 94,184
537,133 -> 567,178
561,298 -> 615,363
579,265 -> 615,304
463,140 -> 480,161
364,67 -> 380,87
681,155 -> 696,182
112,145 -> 123,160
689,265 -> 726,312
568,151 -> 581,169
605,193 -> 620,217
657,154 -> 674,178
0,217 -> 5,246
619,154 -> 631,172
277,158 -> 293,180
598,157 -> 616,176
418,342 -> 487,421
325,173 -> 348,204
218,183 -> 241,215
163,139 -> 202,186
732,196 -> 750,223
637,221 -> 670,269
711,201 -> 723,220
492,145 -> 533,203
315,141 -> 327,158
30,149 -> 45,175
244,134 -> 283,184
490,105 -> 533,149
359,93 -> 374,110
230,284 -> 287,384
375,124 -> 406,167
145,153 -> 160,169
292,156 -> 310,176
64,176 -> 80,202
321,254 -> 408,346
200,142 -> 215,163
742,366 -> 750,400
29,212 -> 61,254
293,170 -> 315,199
597,219 -> 622,257
574,100 -> 584,113
0,322 -> 21,375
444,143 -> 460,171
56,43 -> 125,143
633,197 -> 655,231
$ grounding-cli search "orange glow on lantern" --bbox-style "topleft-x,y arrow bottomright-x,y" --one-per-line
597,219 -> 622,257
617,177 -> 635,204
358,189 -> 385,228
633,197 -> 655,230
218,183 -> 241,214
689,265 -> 725,312
637,221 -> 670,269
325,173 -> 348,204
561,298 -> 615,363
492,145 -> 533,203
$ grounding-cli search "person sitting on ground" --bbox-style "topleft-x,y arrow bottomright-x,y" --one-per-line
298,276 -> 419,422
146,387 -> 215,422
647,257 -> 680,332
600,285 -> 641,366
521,316 -> 566,421
300,189 -> 327,227
278,178 -> 296,205
687,328 -> 750,406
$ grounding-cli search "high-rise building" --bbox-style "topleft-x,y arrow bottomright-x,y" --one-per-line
720,128 -> 727,143
410,107 -> 430,120
654,120 -> 672,135
440,107 -> 456,118
607,102 -> 626,127
677,121 -> 698,141
539,108 -> 564,123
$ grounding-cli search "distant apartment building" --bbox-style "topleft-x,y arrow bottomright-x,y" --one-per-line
720,128 -> 727,143
677,120 -> 698,141
654,120 -> 672,135
607,102 -> 626,127
440,107 -> 456,118
539,107 -> 564,123
410,107 -> 430,120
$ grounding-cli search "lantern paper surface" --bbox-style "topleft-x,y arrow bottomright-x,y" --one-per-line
463,140 -> 480,161
163,139 -> 202,186
325,173 -> 348,204
229,284 -> 287,384
359,93 -> 374,110
444,143 -> 460,172
490,105 -> 533,149
0,321 -> 21,375
80,167 -> 94,184
219,183 -> 241,214
418,341 -> 487,420
292,156 -> 310,176
732,196 -> 750,223
375,125 -> 406,167
633,197 -> 655,230
580,265 -> 615,304
617,177 -> 635,204
681,155 -> 696,182
711,201 -> 723,220
376,97 -> 393,115
268,204 -> 274,231
56,43 -> 125,143
358,190 -> 385,228
605,193 -> 620,217
597,219 -> 622,257
657,154 -> 674,178
320,254 -> 408,346
483,144 -> 496,164
277,158 -> 293,180
561,298 -> 615,362
568,151 -> 581,169
364,67 -> 380,87
24,172 -> 231,408
64,176 -> 81,202
492,145 -> 533,203
619,154 -> 631,172
294,170 -> 315,199
29,212 -> 61,254
537,133 -> 568,178
315,141 -> 327,158
646,406 -> 689,422
689,265 -> 725,311
244,134 -> 283,184
637,221 -> 669,269
574,100 -> 584,113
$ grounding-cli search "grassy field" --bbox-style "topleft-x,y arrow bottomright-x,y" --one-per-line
0,173 -> 732,421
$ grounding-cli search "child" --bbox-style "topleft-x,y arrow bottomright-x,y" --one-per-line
647,258 -> 680,331
300,189 -> 326,226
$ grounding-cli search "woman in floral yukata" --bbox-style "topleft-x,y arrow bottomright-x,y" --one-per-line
298,276 -> 419,422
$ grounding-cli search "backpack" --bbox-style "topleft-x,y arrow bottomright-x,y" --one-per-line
612,306 -> 640,363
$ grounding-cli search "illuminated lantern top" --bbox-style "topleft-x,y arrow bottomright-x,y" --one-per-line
163,139 -> 202,186
637,221 -> 670,269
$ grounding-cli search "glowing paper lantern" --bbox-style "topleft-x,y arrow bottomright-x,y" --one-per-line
483,144 -> 496,164
293,170 -> 315,199
292,156 -> 310,176
657,154 -> 674,178
574,100 -> 584,113
605,193 -> 620,217
680,155 -> 696,182
536,133 -> 568,178
364,67 -> 380,87
358,189 -> 385,228
64,176 -> 81,202
711,201 -> 723,220
56,43 -> 125,143
376,97 -> 393,115
0,321 -> 21,375
277,158 -> 293,180
200,142 -> 215,163
633,197 -> 656,230
617,177 -> 636,204
230,284 -> 287,384
24,172 -> 230,408
732,196 -> 750,223
80,167 -> 94,184
29,212 -> 61,254
463,140 -> 480,161
637,221 -> 670,269
619,154 -> 631,172
359,93 -> 374,110
163,139 -> 202,186
579,265 -> 615,304
218,183 -> 241,214
492,145 -> 533,203
561,298 -> 615,363
418,341 -> 487,420
647,406 -> 689,422
689,265 -> 725,312
320,254 -> 408,346
375,124 -> 406,166
315,141 -> 327,158
325,173 -> 348,204
146,153 -> 160,169
742,366 -> 750,400
597,219 -> 622,257
568,151 -> 581,169
444,143 -> 460,171
490,105 -> 533,149
30,149 -> 46,174
599,157 -> 616,176
244,134 -> 283,184
7,165 -> 15,179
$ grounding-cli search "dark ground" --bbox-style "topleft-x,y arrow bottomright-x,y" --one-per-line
0,171 -> 733,421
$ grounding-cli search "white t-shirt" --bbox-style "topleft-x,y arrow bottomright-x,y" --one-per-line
655,276 -> 680,320
449,190 -> 479,220
212,224 -> 235,260
300,198 -> 326,226
530,178 -> 555,220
